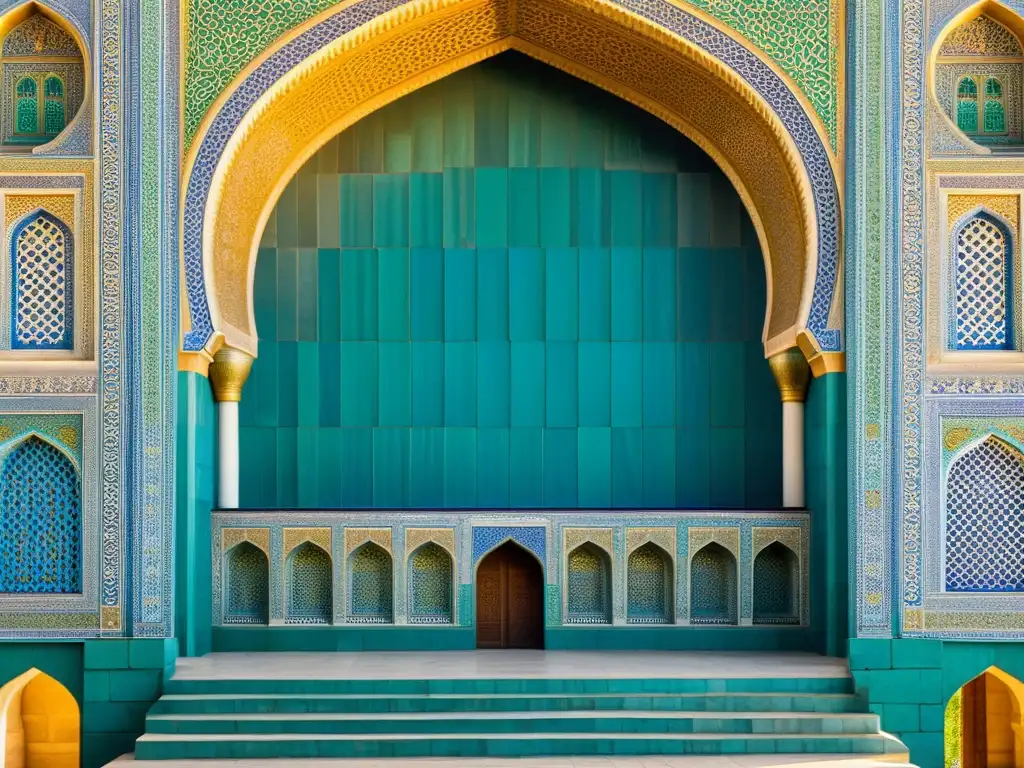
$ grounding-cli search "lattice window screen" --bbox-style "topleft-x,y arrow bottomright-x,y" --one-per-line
11,210 -> 73,350
954,215 -> 1012,350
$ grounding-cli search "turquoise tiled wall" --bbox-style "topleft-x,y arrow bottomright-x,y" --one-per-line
240,53 -> 782,510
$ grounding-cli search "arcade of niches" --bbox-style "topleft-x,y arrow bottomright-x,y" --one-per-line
0,0 -> 1020,765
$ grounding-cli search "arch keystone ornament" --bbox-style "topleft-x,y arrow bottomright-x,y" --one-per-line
180,0 -> 844,373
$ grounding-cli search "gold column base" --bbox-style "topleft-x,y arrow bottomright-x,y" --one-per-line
208,346 -> 254,403
769,348 -> 811,404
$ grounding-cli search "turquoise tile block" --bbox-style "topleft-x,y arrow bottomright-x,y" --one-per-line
901,732 -> 943,768
129,639 -> 169,670
643,428 -> 676,507
643,173 -> 677,247
340,428 -> 373,507
108,670 -> 161,702
378,342 -> 411,426
442,77 -> 475,167
355,114 -> 384,173
643,342 -> 675,427
296,342 -> 319,428
85,640 -> 129,670
445,342 -> 478,427
373,428 -> 410,507
411,94 -> 443,172
709,428 -> 744,507
276,428 -> 298,506
509,247 -> 545,341
276,247 -> 298,341
318,342 -> 341,427
540,94 -> 573,166
643,247 -> 677,341
411,342 -> 444,426
710,172 -> 742,247
611,427 -> 643,507
318,248 -> 341,342
510,428 -> 544,507
410,428 -> 445,507
543,428 -> 578,507
378,247 -> 410,341
540,167 -> 571,246
676,343 -> 709,428
475,78 -> 509,167
919,704 -> 944,733
239,427 -> 276,507
578,342 -> 611,427
316,428 -> 343,506
273,342 -> 295,427
341,248 -> 378,341
609,170 -> 642,246
410,172 -> 443,247
373,173 -> 409,247
384,108 -> 413,173
869,670 -> 929,704
891,639 -> 943,670
508,82 -> 540,167
508,168 -> 539,246
573,168 -> 608,248
477,428 -> 511,507
445,248 -> 477,340
611,247 -> 642,341
84,671 -> 110,702
611,343 -> 642,427
677,248 -> 710,341
919,670 -> 943,704
445,428 -> 478,507
411,247 -> 444,341
711,248 -> 746,342
475,168 -> 508,247
546,342 -> 577,428
848,638 -> 892,671
882,704 -> 920,733
253,247 -> 278,340
276,178 -> 298,248
477,247 -> 509,341
579,247 -> 611,341
678,173 -> 711,247
443,167 -> 475,248
546,247 -> 578,341
578,427 -> 612,507
478,341 -> 511,427
709,343 -> 745,427
511,341 -> 545,427
340,174 -> 373,247
341,342 -> 378,427
296,427 -> 319,507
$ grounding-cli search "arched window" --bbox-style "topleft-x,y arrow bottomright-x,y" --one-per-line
958,77 -> 980,133
689,543 -> 737,625
15,76 -> 37,135
752,542 -> 799,624
43,75 -> 65,135
0,436 -> 81,593
11,209 -> 73,350
984,77 -> 1007,133
566,543 -> 611,624
348,542 -> 393,623
408,542 -> 453,624
224,542 -> 269,623
953,213 -> 1012,350
627,543 -> 673,624
285,542 -> 332,624
946,436 -> 1024,592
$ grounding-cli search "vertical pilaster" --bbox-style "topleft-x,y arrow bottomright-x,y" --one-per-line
769,349 -> 811,508
208,347 -> 253,510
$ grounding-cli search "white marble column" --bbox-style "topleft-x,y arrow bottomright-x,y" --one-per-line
208,346 -> 254,510
769,348 -> 811,509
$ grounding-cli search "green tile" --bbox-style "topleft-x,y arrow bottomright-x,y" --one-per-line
539,167 -> 571,246
379,342 -> 411,426
611,427 -> 643,507
477,247 -> 509,341
546,342 -> 577,428
677,248 -> 710,341
509,247 -> 545,341
508,168 -> 539,246
643,428 -> 676,507
410,427 -> 445,506
318,342 -> 341,427
340,428 -> 373,506
84,639 -> 129,670
609,171 -> 642,246
611,247 -> 642,341
578,427 -> 612,507
478,341 -> 511,427
443,168 -> 475,248
108,669 -> 161,702
511,341 -> 545,427
445,248 -> 477,341
373,174 -> 410,247
445,342 -> 477,427
475,168 -> 508,247
318,248 -> 341,342
643,247 -> 677,341
578,342 -> 611,427
573,168 -> 609,248
882,704 -> 919,733
848,638 -> 892,671
355,113 -> 384,173
373,427 -> 410,507
709,428 -> 745,507
296,426 -> 319,507
317,174 -> 341,248
341,248 -> 378,341
643,172 -> 678,247
611,343 -> 642,427
378,247 -> 410,341
477,428 -> 510,507
410,173 -> 443,247
411,343 -> 444,426
508,80 -> 540,167
443,78 -> 475,167
297,166 -> 318,248
383,102 -> 413,173
84,671 -> 111,702
129,639 -> 169,670
543,428 -> 578,507
411,92 -> 443,172
474,73 -> 509,167
891,639 -> 943,670
411,247 -> 444,341
546,246 -> 578,341
445,428 -> 478,507
296,342 -> 319,428
339,174 -> 373,247
510,428 -> 543,507
643,342 -> 675,427
316,428 -> 342,506
341,342 -> 379,426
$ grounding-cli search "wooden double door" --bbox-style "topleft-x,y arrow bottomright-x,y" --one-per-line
475,542 -> 544,649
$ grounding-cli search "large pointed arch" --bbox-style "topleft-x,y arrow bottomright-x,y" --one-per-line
180,0 -> 843,371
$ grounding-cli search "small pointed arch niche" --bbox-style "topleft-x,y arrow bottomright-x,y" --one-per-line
0,2 -> 88,152
0,431 -> 81,594
285,541 -> 332,625
752,541 -> 800,625
945,433 -> 1024,592
407,541 -> 454,625
223,541 -> 269,624
933,2 -> 1024,150
945,667 -> 1024,768
0,667 -> 80,767
565,542 -> 612,625
9,206 -> 74,351
627,542 -> 674,625
347,541 -> 393,624
689,542 -> 738,625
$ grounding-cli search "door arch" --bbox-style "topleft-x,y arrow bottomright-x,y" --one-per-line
476,541 -> 545,649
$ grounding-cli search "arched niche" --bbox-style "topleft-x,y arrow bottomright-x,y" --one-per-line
180,0 -> 844,371
627,542 -> 674,624
565,542 -> 611,625
0,2 -> 89,153
946,667 -> 1024,768
0,667 -> 79,768
285,541 -> 332,624
347,541 -> 394,624
931,1 -> 1024,151
689,542 -> 737,625
8,207 -> 75,351
752,541 -> 799,625
223,541 -> 269,624
407,541 -> 454,624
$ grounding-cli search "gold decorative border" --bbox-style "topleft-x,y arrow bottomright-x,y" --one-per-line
563,527 -> 614,558
752,526 -> 802,558
283,527 -> 332,559
344,527 -> 392,557
688,526 -> 740,559
405,528 -> 456,559
625,526 -> 676,559
222,527 -> 270,556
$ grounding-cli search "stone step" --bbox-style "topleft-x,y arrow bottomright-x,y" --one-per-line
145,710 -> 881,736
149,691 -> 863,715
133,731 -> 910,760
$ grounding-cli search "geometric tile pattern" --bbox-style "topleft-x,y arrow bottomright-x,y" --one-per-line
408,542 -> 453,624
939,14 -> 1023,57
752,542 -> 798,624
565,543 -> 611,624
11,210 -> 73,350
945,436 -> 1024,592
285,542 -> 332,624
689,543 -> 737,625
954,215 -> 1011,350
0,436 -> 81,593
224,542 -> 269,623
627,542 -> 673,624
347,542 -> 394,623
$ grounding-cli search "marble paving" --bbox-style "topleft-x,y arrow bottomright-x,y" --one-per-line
170,651 -> 851,681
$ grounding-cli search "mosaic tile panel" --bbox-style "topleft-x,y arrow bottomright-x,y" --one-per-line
752,542 -> 798,624
951,213 -> 1013,350
408,542 -> 453,624
348,542 -> 394,623
2,13 -> 80,57
627,542 -> 673,624
690,543 -> 738,625
939,14 -> 1023,56
283,527 -> 331,558
286,542 -> 332,623
565,543 -> 611,624
10,210 -> 73,350
473,526 -> 546,568
225,542 -> 270,624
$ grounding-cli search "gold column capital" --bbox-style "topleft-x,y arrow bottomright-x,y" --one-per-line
769,348 -> 811,404
208,346 -> 254,403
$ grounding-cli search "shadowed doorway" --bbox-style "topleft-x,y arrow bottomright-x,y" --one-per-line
476,541 -> 544,649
